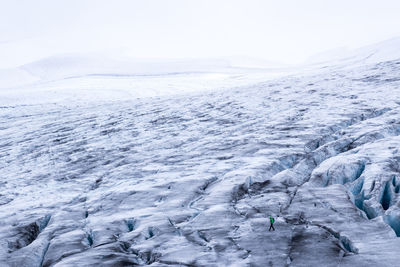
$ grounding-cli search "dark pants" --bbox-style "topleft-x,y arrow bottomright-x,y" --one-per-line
269,223 -> 275,231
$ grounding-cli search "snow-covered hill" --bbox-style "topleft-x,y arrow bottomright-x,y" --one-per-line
1,39 -> 400,266
0,54 -> 288,106
307,37 -> 400,66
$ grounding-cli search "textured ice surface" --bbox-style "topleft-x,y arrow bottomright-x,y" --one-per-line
1,57 -> 400,266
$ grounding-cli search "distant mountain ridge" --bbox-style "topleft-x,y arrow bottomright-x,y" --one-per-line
1,36 -> 400,90
306,37 -> 400,65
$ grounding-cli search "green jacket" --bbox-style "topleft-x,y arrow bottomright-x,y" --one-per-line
270,216 -> 275,224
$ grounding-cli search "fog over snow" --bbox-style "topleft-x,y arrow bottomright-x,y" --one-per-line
2,0 -> 400,68
1,1 -> 400,267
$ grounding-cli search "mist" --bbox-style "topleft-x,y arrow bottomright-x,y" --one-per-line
1,0 -> 400,68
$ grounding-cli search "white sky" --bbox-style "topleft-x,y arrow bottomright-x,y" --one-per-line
1,0 -> 400,68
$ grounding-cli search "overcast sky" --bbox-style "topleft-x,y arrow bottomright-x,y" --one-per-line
1,0 -> 400,68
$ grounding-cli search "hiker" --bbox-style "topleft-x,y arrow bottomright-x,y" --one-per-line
269,215 -> 275,231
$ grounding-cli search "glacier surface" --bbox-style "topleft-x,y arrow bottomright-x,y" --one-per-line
1,54 -> 400,266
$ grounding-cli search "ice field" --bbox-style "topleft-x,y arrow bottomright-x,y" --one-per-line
1,39 -> 400,266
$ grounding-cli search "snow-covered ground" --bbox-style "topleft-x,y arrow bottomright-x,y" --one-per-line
0,55 -> 289,106
1,40 -> 400,266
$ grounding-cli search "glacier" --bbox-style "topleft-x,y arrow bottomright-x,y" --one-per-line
1,43 -> 400,266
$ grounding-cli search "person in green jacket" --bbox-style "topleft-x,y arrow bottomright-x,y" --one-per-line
269,215 -> 275,231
